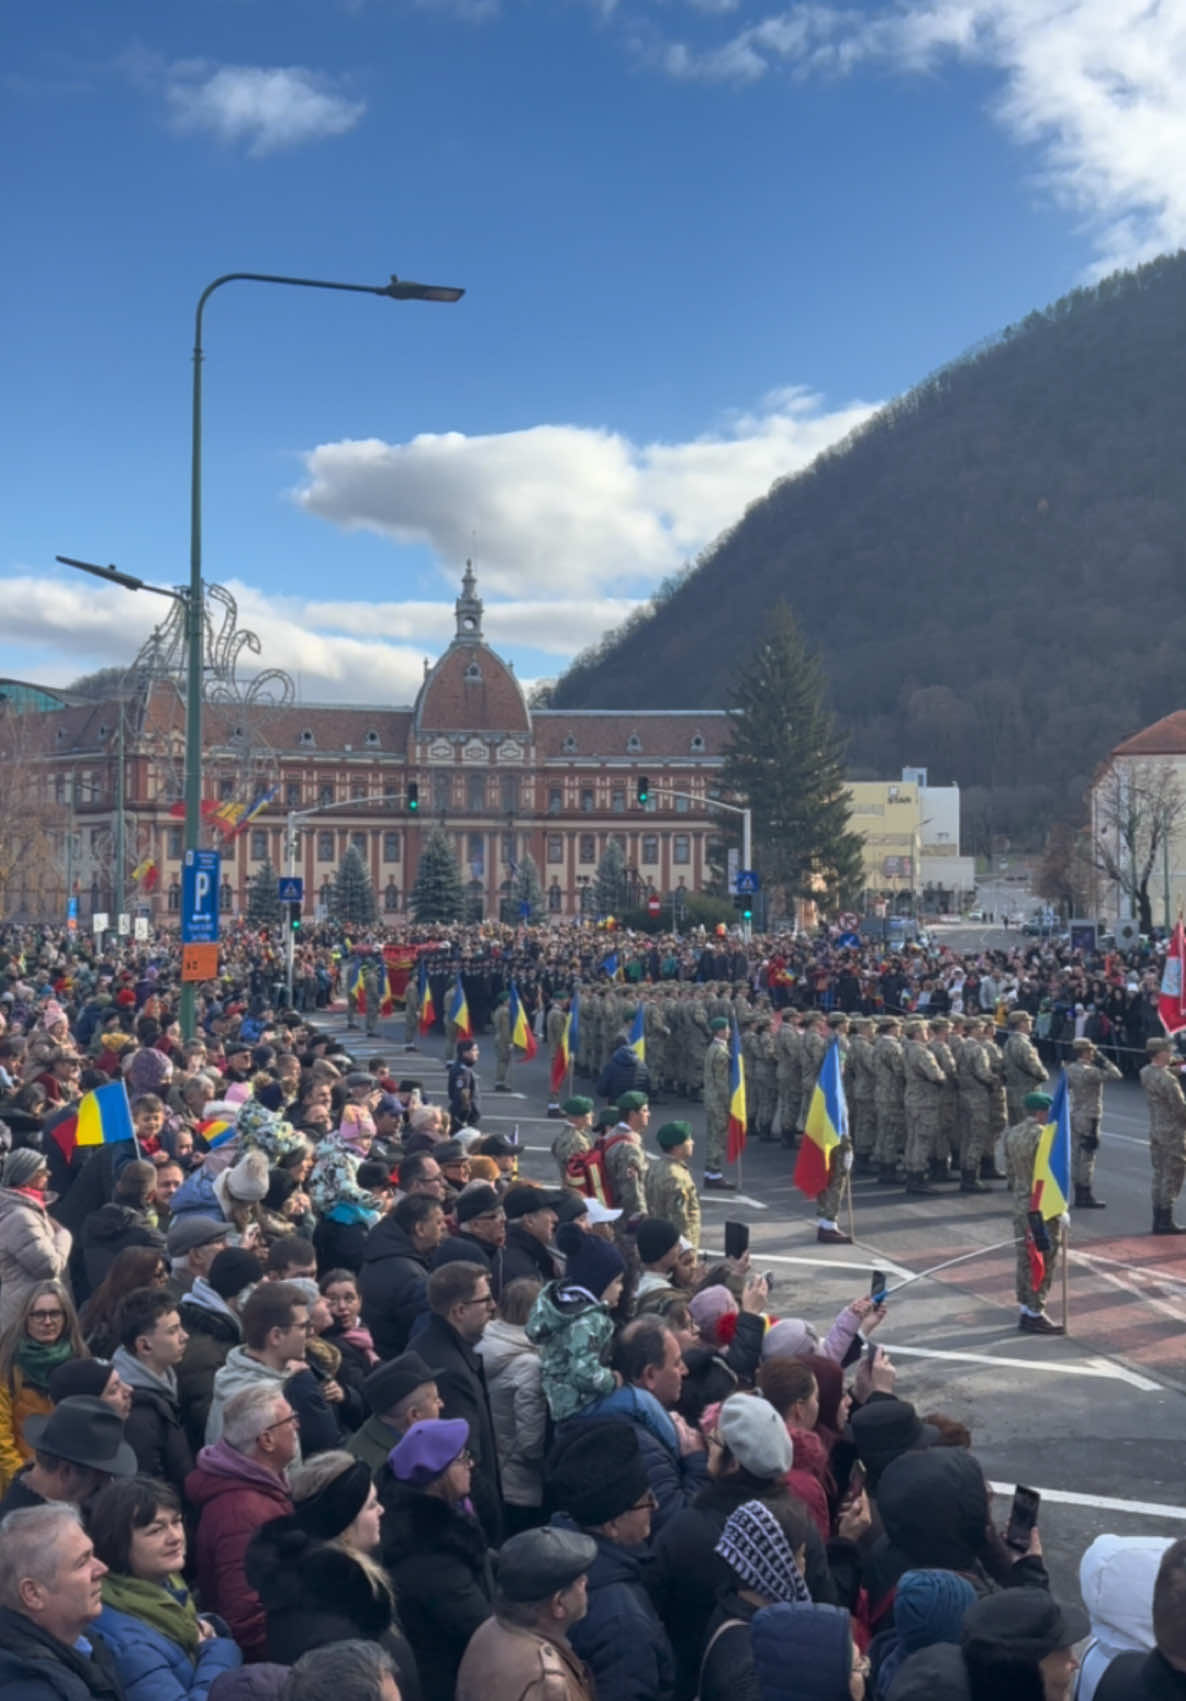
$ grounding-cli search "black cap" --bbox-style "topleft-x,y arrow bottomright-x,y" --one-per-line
636,1218 -> 679,1264
207,1245 -> 264,1300
23,1396 -> 137,1477
547,1421 -> 650,1527
363,1351 -> 435,1417
504,1183 -> 566,1221
962,1589 -> 1090,1661
457,1182 -> 502,1224
495,1527 -> 598,1602
850,1397 -> 939,1463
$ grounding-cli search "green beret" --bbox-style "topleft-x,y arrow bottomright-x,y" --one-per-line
657,1121 -> 693,1151
561,1095 -> 594,1116
1024,1091 -> 1052,1112
709,1017 -> 729,1033
617,1091 -> 649,1114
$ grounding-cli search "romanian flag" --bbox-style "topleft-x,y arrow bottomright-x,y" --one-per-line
227,785 -> 279,840
449,975 -> 473,1041
794,1038 -> 847,1198
197,1116 -> 236,1151
417,958 -> 436,1036
1030,1069 -> 1072,1221
628,1005 -> 646,1063
510,984 -> 538,1059
601,952 -> 621,982
1159,920 -> 1186,1036
49,1081 -> 136,1163
378,960 -> 395,1017
131,856 -> 159,893
550,994 -> 577,1092
726,1016 -> 748,1165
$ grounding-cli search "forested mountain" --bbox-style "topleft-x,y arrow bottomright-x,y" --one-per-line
554,250 -> 1186,848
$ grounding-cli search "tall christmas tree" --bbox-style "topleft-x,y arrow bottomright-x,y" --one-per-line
594,838 -> 628,918
510,850 -> 545,920
246,858 -> 283,925
331,844 -> 378,927
410,827 -> 467,923
721,603 -> 864,912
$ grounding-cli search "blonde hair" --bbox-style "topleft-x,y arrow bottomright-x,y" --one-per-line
288,1450 -> 392,1605
0,1281 -> 86,1388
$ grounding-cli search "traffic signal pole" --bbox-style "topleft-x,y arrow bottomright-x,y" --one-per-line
646,788 -> 754,941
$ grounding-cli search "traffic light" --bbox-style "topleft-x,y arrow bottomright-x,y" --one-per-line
407,781 -> 419,812
287,900 -> 301,932
637,775 -> 649,806
734,893 -> 753,920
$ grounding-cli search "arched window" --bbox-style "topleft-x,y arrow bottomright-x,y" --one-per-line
563,734 -> 577,754
365,730 -> 380,746
300,729 -> 315,746
627,733 -> 641,753
690,733 -> 705,753
464,661 -> 483,683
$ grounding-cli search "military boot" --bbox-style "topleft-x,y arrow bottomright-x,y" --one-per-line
960,1171 -> 988,1193
1153,1208 -> 1186,1235
1074,1185 -> 1106,1209
905,1172 -> 936,1196
980,1156 -> 1007,1181
876,1163 -> 899,1185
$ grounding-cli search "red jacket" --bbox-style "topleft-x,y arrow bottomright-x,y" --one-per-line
185,1438 -> 293,1660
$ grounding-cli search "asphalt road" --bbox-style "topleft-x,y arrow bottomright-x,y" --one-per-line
320,1002 -> 1186,1601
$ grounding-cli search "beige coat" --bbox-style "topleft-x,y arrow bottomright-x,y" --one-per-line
457,1615 -> 596,1701
0,1187 -> 72,1335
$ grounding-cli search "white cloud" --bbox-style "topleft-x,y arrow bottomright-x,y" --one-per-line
293,385 -> 877,596
161,61 -> 365,155
648,0 -> 1186,271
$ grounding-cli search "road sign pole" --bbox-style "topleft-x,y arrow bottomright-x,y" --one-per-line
285,811 -> 296,1009
742,807 -> 753,941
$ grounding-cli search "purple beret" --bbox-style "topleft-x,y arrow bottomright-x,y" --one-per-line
389,1417 -> 469,1486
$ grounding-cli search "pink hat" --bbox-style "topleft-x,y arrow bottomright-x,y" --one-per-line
690,1284 -> 739,1344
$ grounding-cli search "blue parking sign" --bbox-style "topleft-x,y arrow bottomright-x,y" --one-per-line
181,849 -> 221,944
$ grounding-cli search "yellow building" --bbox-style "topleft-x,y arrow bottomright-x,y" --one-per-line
846,780 -> 923,907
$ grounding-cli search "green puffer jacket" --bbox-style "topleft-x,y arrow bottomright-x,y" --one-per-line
525,1281 -> 616,1422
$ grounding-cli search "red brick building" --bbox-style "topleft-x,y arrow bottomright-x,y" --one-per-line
8,567 -> 730,923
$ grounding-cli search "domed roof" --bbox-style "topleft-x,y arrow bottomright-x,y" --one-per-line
414,565 -> 531,735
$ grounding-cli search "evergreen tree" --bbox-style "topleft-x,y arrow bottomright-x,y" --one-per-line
721,604 -> 865,913
410,827 -> 467,924
247,858 -> 283,925
594,838 -> 628,917
331,844 -> 377,927
510,851 -> 545,920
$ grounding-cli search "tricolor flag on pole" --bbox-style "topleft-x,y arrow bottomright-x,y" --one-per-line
1030,1070 -> 1072,1221
551,995 -> 578,1093
627,1005 -> 646,1063
49,1081 -> 137,1164
448,975 -> 473,1042
726,1017 -> 748,1165
794,1039 -> 847,1198
510,984 -> 538,1059
1159,920 -> 1186,1035
418,958 -> 436,1036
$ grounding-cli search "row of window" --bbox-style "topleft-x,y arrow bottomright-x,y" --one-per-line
546,832 -> 693,865
208,775 -> 698,815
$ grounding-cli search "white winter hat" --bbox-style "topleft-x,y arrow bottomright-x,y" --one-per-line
217,1148 -> 270,1204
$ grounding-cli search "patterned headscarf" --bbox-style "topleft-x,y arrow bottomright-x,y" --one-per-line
715,1499 -> 811,1604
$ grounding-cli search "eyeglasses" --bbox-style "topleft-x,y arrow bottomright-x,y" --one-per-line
262,1412 -> 300,1435
454,1449 -> 474,1467
460,1293 -> 496,1310
29,1309 -> 65,1323
630,1489 -> 659,1512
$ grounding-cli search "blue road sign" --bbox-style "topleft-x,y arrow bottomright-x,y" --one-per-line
735,869 -> 760,895
277,876 -> 304,903
181,849 -> 221,944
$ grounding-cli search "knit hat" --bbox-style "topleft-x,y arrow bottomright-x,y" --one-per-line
457,1182 -> 502,1224
636,1218 -> 680,1265
689,1284 -> 737,1343
294,1457 -> 372,1540
895,1569 -> 977,1653
125,1046 -> 173,1096
617,1091 -> 648,1115
390,1417 -> 469,1485
717,1394 -> 793,1478
561,1096 -> 594,1117
761,1319 -> 820,1360
363,1351 -> 435,1417
219,1148 -> 270,1203
656,1121 -> 693,1151
547,1421 -> 650,1526
716,1499 -> 811,1603
3,1148 -> 47,1188
166,1215 -> 230,1258
1023,1092 -> 1052,1112
207,1246 -> 263,1300
47,1358 -> 115,1404
564,1234 -> 625,1299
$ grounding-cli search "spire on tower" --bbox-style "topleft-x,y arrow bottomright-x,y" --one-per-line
454,558 -> 484,642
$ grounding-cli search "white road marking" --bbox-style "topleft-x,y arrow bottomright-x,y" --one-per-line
988,1482 -> 1186,1520
1072,1249 -> 1186,1292
701,1193 -> 769,1211
704,1248 -> 911,1277
883,1342 -> 1163,1392
1070,1255 -> 1186,1327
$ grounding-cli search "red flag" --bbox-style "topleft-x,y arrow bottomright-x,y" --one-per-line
1159,921 -> 1186,1035
1025,1220 -> 1046,1292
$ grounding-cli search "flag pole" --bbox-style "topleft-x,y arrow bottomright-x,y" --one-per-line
1061,1218 -> 1070,1335
844,1168 -> 856,1245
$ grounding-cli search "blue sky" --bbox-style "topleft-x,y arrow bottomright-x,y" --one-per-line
4,0 -> 1182,702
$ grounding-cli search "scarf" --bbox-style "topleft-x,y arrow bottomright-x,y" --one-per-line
15,1335 -> 76,1392
101,1571 -> 201,1658
337,1323 -> 378,1365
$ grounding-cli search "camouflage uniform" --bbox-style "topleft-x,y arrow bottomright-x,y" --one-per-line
814,1018 -> 852,1226
928,1020 -> 959,1170
751,1019 -> 778,1138
902,1024 -> 945,1182
685,996 -> 710,1100
982,1030 -> 1009,1171
957,1024 -> 996,1182
403,974 -> 420,1049
873,1022 -> 907,1174
546,1003 -> 568,1106
1003,1019 -> 1048,1126
798,1021 -> 830,1124
1005,1112 -> 1062,1316
703,1032 -> 731,1177
493,1000 -> 513,1089
551,1120 -> 593,1189
645,998 -> 672,1093
774,1017 -> 803,1143
1140,1053 -> 1186,1227
1066,1044 -> 1121,1196
605,1128 -> 649,1219
846,1021 -> 878,1165
360,958 -> 381,1037
645,1151 -> 701,1250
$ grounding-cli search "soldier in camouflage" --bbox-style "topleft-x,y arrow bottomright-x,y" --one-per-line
606,1090 -> 651,1221
751,1015 -> 778,1140
981,1020 -> 1009,1181
645,996 -> 672,1097
873,1017 -> 907,1183
645,1120 -> 702,1250
927,1017 -> 959,1180
775,1011 -> 804,1150
957,1018 -> 997,1192
1140,1037 -> 1186,1235
546,997 -> 569,1115
492,993 -> 513,1091
812,1014 -> 852,1245
902,1019 -> 945,1194
403,968 -> 420,1052
1005,1089 -> 1064,1336
846,1016 -> 878,1173
1003,1009 -> 1048,1127
1066,1035 -> 1121,1209
798,1013 -> 830,1129
702,1016 -> 736,1191
551,1094 -> 595,1189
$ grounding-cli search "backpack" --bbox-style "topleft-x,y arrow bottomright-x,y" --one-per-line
564,1131 -> 633,1206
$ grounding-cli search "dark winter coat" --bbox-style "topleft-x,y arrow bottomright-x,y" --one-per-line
245,1516 -> 421,1701
379,1481 -> 493,1701
650,1475 -> 839,1701
1095,1650 -> 1186,1701
176,1300 -> 240,1455
120,1373 -> 195,1498
552,1514 -> 675,1701
0,1606 -> 123,1701
597,1045 -> 652,1104
358,1217 -> 433,1359
558,1386 -> 708,1535
698,1591 -> 761,1701
80,1203 -> 165,1295
499,1224 -> 559,1288
312,1211 -> 368,1275
433,1231 -> 507,1300
413,1312 -> 504,1545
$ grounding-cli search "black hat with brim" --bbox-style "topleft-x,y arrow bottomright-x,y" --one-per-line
24,1395 -> 137,1477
